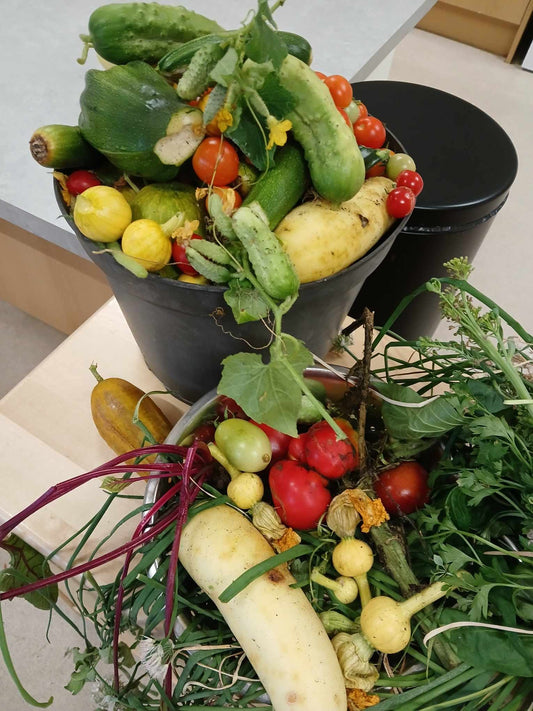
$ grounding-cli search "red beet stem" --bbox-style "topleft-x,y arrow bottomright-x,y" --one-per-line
0,444 -> 202,543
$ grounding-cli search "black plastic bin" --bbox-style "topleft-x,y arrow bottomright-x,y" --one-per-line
55,126 -> 409,404
349,81 -> 518,339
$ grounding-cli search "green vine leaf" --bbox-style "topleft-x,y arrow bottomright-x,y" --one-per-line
218,335 -> 313,436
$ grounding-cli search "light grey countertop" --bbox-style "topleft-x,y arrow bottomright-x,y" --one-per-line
0,0 -> 434,258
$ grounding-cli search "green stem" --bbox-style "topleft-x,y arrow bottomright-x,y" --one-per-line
419,674 -> 512,710
400,581 -> 449,619
0,602 -> 53,707
355,573 -> 372,607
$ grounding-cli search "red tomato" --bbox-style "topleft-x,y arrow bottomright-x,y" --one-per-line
191,422 -> 216,443
338,108 -> 352,128
192,137 -> 240,186
314,71 -> 327,81
287,433 -> 308,463
324,75 -> 353,109
386,186 -> 416,219
251,421 -> 291,462
374,461 -> 430,515
396,170 -> 424,197
269,460 -> 331,530
355,101 -> 368,120
66,170 -> 101,196
215,396 -> 247,420
365,162 -> 386,178
171,234 -> 202,275
353,116 -> 386,149
304,419 -> 358,479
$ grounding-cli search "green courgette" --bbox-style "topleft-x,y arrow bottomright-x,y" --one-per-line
29,124 -> 100,170
82,2 -> 223,65
242,144 -> 309,229
279,54 -> 365,202
78,61 -> 204,181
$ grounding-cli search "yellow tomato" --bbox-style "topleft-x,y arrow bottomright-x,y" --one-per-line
121,219 -> 172,272
73,185 -> 132,242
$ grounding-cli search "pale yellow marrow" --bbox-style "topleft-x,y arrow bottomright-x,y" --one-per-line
275,176 -> 396,283
179,504 -> 347,711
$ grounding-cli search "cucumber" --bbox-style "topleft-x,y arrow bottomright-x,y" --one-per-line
158,30 -> 312,76
231,203 -> 299,301
29,124 -> 100,169
279,54 -> 366,203
242,144 -> 309,230
84,3 -> 223,65
158,33 -> 224,75
278,31 -> 312,65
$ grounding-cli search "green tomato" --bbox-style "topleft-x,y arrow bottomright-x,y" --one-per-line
215,418 -> 272,472
386,153 -> 416,180
344,99 -> 360,124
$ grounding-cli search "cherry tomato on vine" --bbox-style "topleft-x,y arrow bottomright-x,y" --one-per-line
345,100 -> 368,124
192,137 -> 240,186
66,170 -> 101,196
353,116 -> 386,149
304,418 -> 359,480
269,460 -> 331,530
386,186 -> 416,219
324,75 -> 353,109
386,152 -> 416,180
365,150 -> 395,179
171,234 -> 202,276
396,169 -> 424,197
374,461 -> 430,515
250,421 -> 291,462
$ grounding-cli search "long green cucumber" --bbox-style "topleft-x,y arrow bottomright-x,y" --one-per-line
278,54 -> 365,202
84,2 -> 223,65
242,143 -> 309,230
231,204 -> 299,301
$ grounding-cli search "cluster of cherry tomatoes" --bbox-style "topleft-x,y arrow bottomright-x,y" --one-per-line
315,71 -> 424,220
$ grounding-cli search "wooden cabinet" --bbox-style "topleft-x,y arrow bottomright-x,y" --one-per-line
417,0 -> 533,61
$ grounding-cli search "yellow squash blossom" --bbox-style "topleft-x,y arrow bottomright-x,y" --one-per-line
266,116 -> 292,150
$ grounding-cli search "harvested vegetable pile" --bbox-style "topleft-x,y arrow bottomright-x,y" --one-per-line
1,255 -> 532,710
31,0 -> 423,317
10,2 -> 531,711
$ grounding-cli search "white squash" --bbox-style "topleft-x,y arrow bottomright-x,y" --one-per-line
275,176 -> 396,283
179,504 -> 347,711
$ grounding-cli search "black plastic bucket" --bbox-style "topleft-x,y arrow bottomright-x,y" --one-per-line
349,81 -> 518,339
56,140 -> 409,403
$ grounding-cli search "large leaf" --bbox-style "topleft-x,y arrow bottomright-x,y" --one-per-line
441,609 -> 533,678
218,336 -> 313,436
379,388 -> 468,441
226,105 -> 273,170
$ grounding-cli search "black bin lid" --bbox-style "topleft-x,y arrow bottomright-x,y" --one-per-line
351,80 -> 518,230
